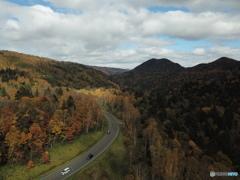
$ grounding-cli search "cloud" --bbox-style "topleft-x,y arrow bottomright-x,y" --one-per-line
119,0 -> 240,12
141,11 -> 240,41
44,0 -> 240,12
0,0 -> 240,69
192,48 -> 206,55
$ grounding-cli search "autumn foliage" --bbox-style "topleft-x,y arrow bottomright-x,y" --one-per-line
27,160 -> 35,169
1,51 -> 240,179
81,87 -> 240,180
41,151 -> 51,164
0,72 -> 106,168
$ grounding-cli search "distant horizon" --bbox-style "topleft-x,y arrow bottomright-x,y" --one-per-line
1,50 -> 239,71
1,0 -> 240,69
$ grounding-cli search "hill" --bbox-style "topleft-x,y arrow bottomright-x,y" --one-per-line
133,58 -> 184,73
0,50 -> 113,89
113,57 -> 240,91
190,57 -> 240,71
112,58 -> 184,90
96,57 -> 240,179
0,51 -> 108,173
1,50 -> 240,179
89,65 -> 129,75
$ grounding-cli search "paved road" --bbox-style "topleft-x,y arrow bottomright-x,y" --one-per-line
39,110 -> 119,180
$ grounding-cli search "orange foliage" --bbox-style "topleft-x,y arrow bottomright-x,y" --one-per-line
41,151 -> 51,164
27,160 -> 35,169
201,107 -> 211,113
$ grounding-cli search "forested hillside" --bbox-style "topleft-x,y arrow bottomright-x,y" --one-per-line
0,50 -> 113,88
113,57 -> 240,92
81,85 -> 239,179
112,58 -> 185,90
0,51 -> 239,180
82,57 -> 240,179
89,65 -> 129,75
0,64 -> 106,174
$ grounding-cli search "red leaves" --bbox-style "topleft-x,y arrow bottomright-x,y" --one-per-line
41,151 -> 51,164
0,106 -> 17,135
27,160 -> 35,169
1,86 -> 106,165
29,123 -> 47,153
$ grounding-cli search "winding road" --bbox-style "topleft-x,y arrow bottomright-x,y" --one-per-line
39,110 -> 119,180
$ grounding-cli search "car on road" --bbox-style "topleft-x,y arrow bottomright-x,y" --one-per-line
107,130 -> 111,134
61,167 -> 70,175
87,154 -> 93,160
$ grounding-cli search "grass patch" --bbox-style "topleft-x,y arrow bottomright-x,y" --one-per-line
67,131 -> 128,180
0,130 -> 105,180
97,101 -> 110,111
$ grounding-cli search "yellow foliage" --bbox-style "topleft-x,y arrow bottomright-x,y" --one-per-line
17,76 -> 30,84
5,87 -> 17,99
189,140 -> 197,148
201,107 -> 211,113
172,138 -> 181,148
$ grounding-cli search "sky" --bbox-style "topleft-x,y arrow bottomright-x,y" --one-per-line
1,0 -> 240,69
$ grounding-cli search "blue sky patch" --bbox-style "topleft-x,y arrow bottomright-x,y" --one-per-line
158,36 -> 213,51
4,0 -> 51,7
9,17 -> 19,21
148,6 -> 189,13
4,0 -> 78,14
218,40 -> 240,48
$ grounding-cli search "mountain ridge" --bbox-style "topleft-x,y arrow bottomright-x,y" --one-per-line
189,57 -> 240,71
133,58 -> 184,73
0,50 -> 113,89
113,56 -> 240,90
88,65 -> 129,75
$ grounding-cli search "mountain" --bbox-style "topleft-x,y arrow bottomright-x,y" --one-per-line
113,57 -> 240,91
133,58 -> 184,73
112,58 -> 184,90
190,57 -> 240,71
0,50 -> 113,89
1,50 -> 240,179
88,65 -> 129,75
109,57 -> 240,178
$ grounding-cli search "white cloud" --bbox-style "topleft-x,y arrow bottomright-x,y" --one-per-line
43,0 -> 240,12
192,48 -> 206,55
42,0 -> 111,11
140,11 -> 240,41
0,0 -> 240,69
118,0 -> 240,12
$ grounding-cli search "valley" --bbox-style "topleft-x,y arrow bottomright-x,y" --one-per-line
0,50 -> 239,179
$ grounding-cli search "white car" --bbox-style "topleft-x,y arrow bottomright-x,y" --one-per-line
61,167 -> 70,175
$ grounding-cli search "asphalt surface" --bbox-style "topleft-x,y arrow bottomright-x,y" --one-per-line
39,110 -> 119,180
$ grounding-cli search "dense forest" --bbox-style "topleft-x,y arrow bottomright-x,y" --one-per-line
80,85 -> 239,179
0,50 -> 113,88
110,57 -> 240,179
89,65 -> 129,75
0,51 -> 239,179
0,66 -> 106,170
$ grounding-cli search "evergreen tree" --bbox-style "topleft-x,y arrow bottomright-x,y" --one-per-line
15,84 -> 33,100
55,87 -> 63,96
0,86 -> 8,97
52,94 -> 58,103
66,95 -> 75,109
61,100 -> 67,110
35,88 -> 39,97
44,87 -> 51,96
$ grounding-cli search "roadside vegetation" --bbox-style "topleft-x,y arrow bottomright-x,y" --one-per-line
0,71 -> 107,180
67,132 -> 127,180
1,51 -> 239,180
78,87 -> 239,179
0,130 -> 105,180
